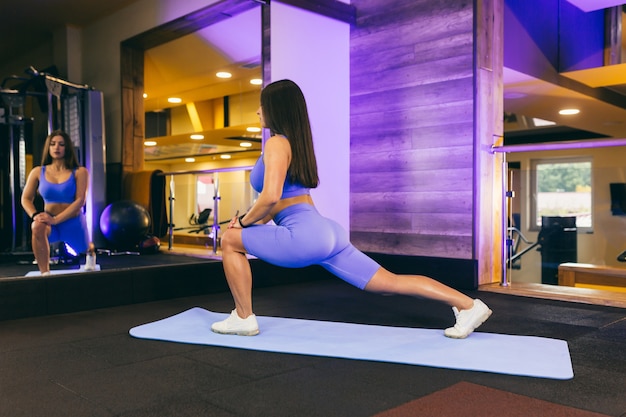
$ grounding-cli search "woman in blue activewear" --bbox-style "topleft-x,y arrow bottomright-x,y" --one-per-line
21,130 -> 89,275
211,80 -> 492,339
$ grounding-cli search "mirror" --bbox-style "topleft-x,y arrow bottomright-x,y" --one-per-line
140,5 -> 264,253
142,6 -> 263,169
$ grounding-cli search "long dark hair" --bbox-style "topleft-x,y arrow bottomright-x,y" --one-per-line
40,130 -> 80,169
261,79 -> 319,188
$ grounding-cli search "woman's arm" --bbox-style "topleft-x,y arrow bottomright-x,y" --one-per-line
237,136 -> 290,227
21,167 -> 41,219
50,167 -> 89,225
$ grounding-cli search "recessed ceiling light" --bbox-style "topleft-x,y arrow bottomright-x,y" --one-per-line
190,134 -> 204,140
246,127 -> 261,133
168,97 -> 182,103
144,140 -> 157,146
185,157 -> 196,163
220,154 -> 231,159
559,108 -> 580,115
240,142 -> 252,148
143,93 -> 148,99
216,72 -> 232,79
250,78 -> 262,85
532,118 -> 556,126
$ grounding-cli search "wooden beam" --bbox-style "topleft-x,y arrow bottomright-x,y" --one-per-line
122,0 -> 261,50
120,44 -> 144,173
276,0 -> 356,25
122,0 -> 355,53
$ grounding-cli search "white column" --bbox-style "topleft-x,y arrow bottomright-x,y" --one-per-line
270,2 -> 351,231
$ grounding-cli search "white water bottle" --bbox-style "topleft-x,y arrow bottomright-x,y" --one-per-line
85,243 -> 96,271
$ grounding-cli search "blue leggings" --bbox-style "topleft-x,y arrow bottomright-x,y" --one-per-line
48,214 -> 89,254
241,204 -> 381,289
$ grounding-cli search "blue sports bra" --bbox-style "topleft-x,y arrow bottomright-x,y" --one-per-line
250,155 -> 310,199
39,166 -> 77,204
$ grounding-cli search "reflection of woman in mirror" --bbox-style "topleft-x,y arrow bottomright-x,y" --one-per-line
211,79 -> 491,339
21,130 -> 89,275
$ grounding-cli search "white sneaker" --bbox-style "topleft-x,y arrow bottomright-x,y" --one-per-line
211,309 -> 260,336
444,299 -> 492,339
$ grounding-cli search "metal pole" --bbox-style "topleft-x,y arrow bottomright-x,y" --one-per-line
47,90 -> 54,133
491,138 -> 626,154
2,91 -> 27,252
167,174 -> 175,250
8,114 -> 16,251
17,114 -> 27,250
501,157 -> 509,286
212,175 -> 220,255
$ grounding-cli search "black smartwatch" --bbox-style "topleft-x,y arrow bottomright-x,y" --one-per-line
238,214 -> 250,228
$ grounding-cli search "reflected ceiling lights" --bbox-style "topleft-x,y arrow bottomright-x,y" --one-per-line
246,127 -> 261,133
250,78 -> 262,85
144,140 -> 157,146
216,72 -> 232,78
220,154 -> 231,159
240,142 -> 252,148
190,134 -> 204,140
559,108 -> 580,115
185,157 -> 196,163
168,97 -> 182,103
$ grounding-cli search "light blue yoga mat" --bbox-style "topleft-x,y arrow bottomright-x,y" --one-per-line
25,264 -> 101,276
129,307 -> 574,380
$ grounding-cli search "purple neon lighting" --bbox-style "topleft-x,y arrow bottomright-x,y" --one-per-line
491,138 -> 626,154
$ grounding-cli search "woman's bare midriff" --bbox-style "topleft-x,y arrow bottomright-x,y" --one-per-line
269,194 -> 314,218
44,202 -> 77,218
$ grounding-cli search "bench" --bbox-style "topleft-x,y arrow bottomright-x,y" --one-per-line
558,263 -> 626,288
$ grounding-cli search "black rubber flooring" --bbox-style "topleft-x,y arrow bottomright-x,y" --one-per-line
1,277 -> 625,417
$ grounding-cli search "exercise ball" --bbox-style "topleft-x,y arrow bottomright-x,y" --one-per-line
100,200 -> 151,249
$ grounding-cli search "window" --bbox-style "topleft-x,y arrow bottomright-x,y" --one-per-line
530,157 -> 593,232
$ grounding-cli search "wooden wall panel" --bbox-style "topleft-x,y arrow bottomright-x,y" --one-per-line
120,44 -> 144,173
350,191 -> 473,214
475,0 -> 503,284
351,167 -> 473,193
350,0 -> 476,259
351,146 -> 473,173
351,231 -> 473,259
351,121 -> 474,154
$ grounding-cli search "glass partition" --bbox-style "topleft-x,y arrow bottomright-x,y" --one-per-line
496,140 -> 626,292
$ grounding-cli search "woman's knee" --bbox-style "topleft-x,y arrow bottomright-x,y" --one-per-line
31,222 -> 49,240
221,229 -> 245,253
364,268 -> 397,293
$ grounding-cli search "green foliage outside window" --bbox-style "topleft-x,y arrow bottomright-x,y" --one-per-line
533,159 -> 593,229
537,162 -> 591,192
